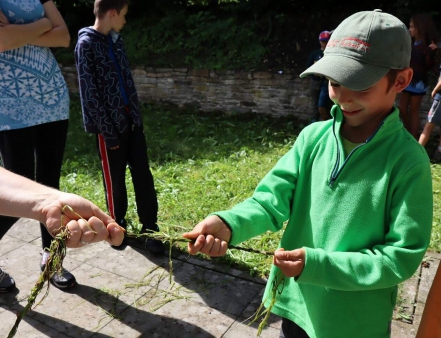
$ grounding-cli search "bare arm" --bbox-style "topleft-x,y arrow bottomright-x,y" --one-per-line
30,1 -> 70,48
0,14 -> 52,52
0,167 -> 125,248
432,76 -> 441,98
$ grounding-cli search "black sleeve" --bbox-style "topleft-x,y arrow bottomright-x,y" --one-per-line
40,0 -> 51,4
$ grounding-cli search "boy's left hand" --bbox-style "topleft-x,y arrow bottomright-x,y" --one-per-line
273,248 -> 305,277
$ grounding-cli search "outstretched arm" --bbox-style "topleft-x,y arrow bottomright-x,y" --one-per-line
0,167 -> 125,248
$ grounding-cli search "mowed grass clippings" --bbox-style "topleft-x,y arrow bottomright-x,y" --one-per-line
62,96 -> 301,277
61,95 -> 441,280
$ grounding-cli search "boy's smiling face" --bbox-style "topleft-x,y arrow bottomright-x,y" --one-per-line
328,68 -> 412,142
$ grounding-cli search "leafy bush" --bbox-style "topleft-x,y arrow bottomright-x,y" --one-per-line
123,11 -> 268,70
53,0 -> 440,71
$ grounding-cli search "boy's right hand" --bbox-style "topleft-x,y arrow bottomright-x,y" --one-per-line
182,215 -> 232,257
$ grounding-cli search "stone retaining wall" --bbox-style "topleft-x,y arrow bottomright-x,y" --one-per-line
61,66 -> 434,123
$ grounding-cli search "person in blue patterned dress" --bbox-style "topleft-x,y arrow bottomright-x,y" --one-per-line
0,0 -> 74,292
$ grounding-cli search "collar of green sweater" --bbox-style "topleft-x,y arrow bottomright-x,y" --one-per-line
330,105 -> 402,143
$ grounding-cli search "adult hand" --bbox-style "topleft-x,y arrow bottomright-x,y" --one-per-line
39,191 -> 125,248
182,215 -> 232,257
273,248 -> 306,277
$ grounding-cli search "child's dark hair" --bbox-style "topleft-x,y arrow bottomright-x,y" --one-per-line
94,0 -> 129,19
410,14 -> 439,46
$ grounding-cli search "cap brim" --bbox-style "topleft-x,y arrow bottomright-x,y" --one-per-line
300,55 -> 389,91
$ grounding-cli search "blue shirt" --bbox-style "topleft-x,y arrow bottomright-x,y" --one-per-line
108,34 -> 129,106
0,0 -> 69,131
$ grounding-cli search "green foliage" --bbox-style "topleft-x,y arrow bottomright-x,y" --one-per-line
53,0 -> 441,70
123,10 -> 268,70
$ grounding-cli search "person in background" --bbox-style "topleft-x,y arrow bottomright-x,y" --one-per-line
0,166 -> 125,293
75,0 -> 164,254
418,63 -> 441,161
0,0 -> 74,291
306,30 -> 333,122
416,262 -> 441,337
398,13 -> 439,138
183,10 -> 432,338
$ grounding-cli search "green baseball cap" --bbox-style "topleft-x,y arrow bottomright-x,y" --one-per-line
300,9 -> 411,91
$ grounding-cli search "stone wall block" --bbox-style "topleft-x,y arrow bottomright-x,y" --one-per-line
241,101 -> 257,107
60,65 -> 434,122
156,68 -> 174,73
235,72 -> 253,80
188,69 -> 210,77
61,66 -> 77,72
231,106 -> 252,114
230,93 -> 249,101
173,68 -> 188,73
195,85 -> 209,92
174,80 -> 192,86
147,72 -> 172,78
252,71 -> 273,79
217,74 -> 235,80
273,73 -> 294,80
135,77 -> 157,85
222,79 -> 248,85
290,96 -> 309,106
187,77 -> 221,84
252,79 -> 286,86
137,83 -> 158,89
171,72 -> 187,77
132,68 -> 147,76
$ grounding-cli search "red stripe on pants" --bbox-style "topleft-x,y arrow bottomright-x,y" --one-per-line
98,135 -> 115,220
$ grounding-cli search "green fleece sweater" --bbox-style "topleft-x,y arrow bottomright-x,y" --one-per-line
214,106 -> 433,338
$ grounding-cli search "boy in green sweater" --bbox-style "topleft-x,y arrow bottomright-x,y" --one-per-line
183,10 -> 433,338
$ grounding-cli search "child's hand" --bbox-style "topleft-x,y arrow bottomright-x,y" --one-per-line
273,248 -> 306,277
182,215 -> 232,257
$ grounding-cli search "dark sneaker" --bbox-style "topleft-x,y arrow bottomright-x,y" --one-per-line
145,238 -> 165,255
40,261 -> 76,289
432,150 -> 441,163
142,225 -> 165,254
0,268 -> 16,293
111,237 -> 127,250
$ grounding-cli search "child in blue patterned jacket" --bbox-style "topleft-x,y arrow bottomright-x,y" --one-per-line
75,0 -> 164,254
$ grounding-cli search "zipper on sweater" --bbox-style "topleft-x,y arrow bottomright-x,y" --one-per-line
328,121 -> 384,187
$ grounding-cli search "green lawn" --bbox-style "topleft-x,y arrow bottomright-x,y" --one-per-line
62,95 -> 441,278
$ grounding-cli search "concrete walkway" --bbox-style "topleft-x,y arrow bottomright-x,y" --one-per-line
0,218 -> 437,337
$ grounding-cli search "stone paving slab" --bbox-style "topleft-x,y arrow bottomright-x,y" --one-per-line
98,298 -> 235,337
0,309 -> 71,338
0,218 -> 439,337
